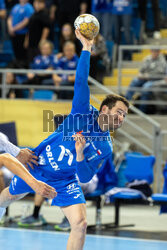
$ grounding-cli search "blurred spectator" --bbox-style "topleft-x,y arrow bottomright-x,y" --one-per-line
4,57 -> 30,99
111,0 -> 133,46
91,0 -> 113,40
0,0 -> 7,45
90,33 -> 110,81
0,0 -> 6,18
139,70 -> 167,113
5,40 -> 55,99
137,0 -> 161,40
7,0 -> 34,61
25,0 -> 52,64
51,0 -> 88,28
125,49 -> 167,101
5,0 -> 19,13
25,40 -> 55,85
52,41 -> 78,99
59,23 -> 82,56
5,71 -> 24,98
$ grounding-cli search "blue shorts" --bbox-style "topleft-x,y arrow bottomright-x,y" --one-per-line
9,170 -> 86,207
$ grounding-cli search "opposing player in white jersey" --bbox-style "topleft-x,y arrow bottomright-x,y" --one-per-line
0,133 -> 57,219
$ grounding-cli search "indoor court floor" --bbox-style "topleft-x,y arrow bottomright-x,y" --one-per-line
0,227 -> 167,250
1,200 -> 167,249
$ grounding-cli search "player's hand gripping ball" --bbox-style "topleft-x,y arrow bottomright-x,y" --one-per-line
74,14 -> 100,40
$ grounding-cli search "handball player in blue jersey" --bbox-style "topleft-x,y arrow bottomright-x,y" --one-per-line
0,30 -> 129,250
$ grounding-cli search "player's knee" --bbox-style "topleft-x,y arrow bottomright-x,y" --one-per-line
73,217 -> 87,233
8,193 -> 18,202
0,189 -> 16,206
80,218 -> 87,232
6,189 -> 20,202
77,218 -> 87,233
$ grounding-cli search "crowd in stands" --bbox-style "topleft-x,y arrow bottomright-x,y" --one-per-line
0,0 -> 167,112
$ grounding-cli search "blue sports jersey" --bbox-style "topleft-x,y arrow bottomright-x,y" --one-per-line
9,50 -> 113,206
30,54 -> 55,70
32,50 -> 113,183
52,54 -> 78,79
112,0 -> 132,15
10,3 -> 34,34
57,55 -> 78,70
52,54 -> 78,82
0,0 -> 6,10
91,0 -> 113,13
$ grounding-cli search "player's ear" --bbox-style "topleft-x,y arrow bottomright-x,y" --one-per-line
101,105 -> 108,114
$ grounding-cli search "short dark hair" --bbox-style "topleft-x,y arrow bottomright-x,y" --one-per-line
34,0 -> 45,3
99,94 -> 129,112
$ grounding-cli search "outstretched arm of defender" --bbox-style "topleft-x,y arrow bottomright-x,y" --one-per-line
0,153 -> 57,199
71,30 -> 94,114
0,133 -> 38,168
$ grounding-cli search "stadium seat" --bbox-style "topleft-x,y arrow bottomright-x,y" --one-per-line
151,162 -> 167,213
152,194 -> 167,202
107,154 -> 155,228
113,154 -> 155,201
124,154 -> 155,184
117,152 -> 143,187
32,90 -> 55,101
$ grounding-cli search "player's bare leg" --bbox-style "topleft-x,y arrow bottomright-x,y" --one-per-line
0,187 -> 28,219
61,203 -> 87,250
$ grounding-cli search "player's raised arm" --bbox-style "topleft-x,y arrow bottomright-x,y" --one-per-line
71,29 -> 94,114
0,153 -> 57,199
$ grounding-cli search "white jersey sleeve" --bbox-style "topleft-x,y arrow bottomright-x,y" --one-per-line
0,132 -> 20,157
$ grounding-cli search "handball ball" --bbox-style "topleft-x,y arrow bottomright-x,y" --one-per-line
74,14 -> 100,40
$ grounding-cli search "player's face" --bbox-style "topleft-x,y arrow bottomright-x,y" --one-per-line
108,101 -> 128,130
100,101 -> 128,131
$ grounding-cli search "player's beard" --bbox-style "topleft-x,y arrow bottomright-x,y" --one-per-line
97,112 -> 122,132
108,113 -> 122,131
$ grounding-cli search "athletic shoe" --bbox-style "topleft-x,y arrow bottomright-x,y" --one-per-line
54,217 -> 70,231
18,215 -> 47,227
